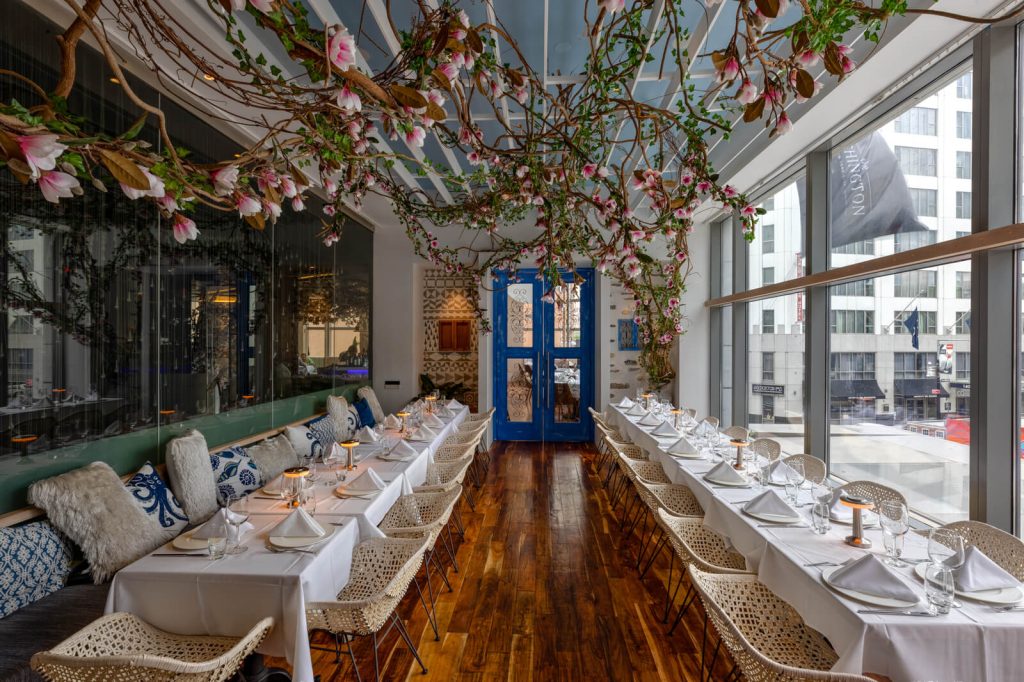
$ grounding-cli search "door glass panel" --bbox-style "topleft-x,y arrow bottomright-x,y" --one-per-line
506,284 -> 533,347
554,358 -> 580,423
506,358 -> 533,422
553,282 -> 582,348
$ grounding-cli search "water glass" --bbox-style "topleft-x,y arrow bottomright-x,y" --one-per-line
925,563 -> 955,614
812,500 -> 831,534
224,495 -> 249,555
879,500 -> 910,567
207,536 -> 227,560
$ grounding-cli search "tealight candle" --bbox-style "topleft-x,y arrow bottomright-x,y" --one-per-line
840,494 -> 874,548
424,395 -> 437,414
641,392 -> 654,411
340,440 -> 359,471
282,466 -> 310,508
396,411 -> 411,435
730,439 -> 750,470
670,408 -> 683,430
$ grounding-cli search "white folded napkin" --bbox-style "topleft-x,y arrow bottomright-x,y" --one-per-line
652,421 -> 680,438
666,437 -> 699,455
437,406 -> 456,419
357,514 -> 386,541
422,413 -> 445,428
638,413 -> 662,427
618,396 -> 635,408
446,399 -> 463,410
768,460 -> 800,485
356,426 -> 378,443
829,554 -> 919,602
705,461 -> 747,485
193,508 -> 254,541
270,507 -> 325,538
384,414 -> 401,429
947,546 -> 1020,592
401,475 -> 414,496
386,439 -> 420,460
743,490 -> 799,519
626,404 -> 647,417
345,468 -> 387,492
412,425 -> 438,441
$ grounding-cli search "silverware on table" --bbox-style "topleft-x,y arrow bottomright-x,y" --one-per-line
803,561 -> 839,567
756,523 -> 806,528
151,552 -> 207,557
857,609 -> 938,617
992,604 -> 1024,612
264,544 -> 317,555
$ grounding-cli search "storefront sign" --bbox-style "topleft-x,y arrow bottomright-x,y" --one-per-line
752,383 -> 784,396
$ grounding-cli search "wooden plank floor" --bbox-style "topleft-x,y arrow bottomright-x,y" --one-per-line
268,441 -> 735,681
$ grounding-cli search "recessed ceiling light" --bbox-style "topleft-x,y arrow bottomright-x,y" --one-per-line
109,77 -> 120,84
203,73 -> 215,81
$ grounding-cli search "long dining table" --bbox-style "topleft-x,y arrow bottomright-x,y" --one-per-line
105,406 -> 467,682
607,404 -> 1024,682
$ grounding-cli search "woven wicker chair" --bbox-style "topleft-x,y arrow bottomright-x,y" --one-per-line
378,486 -> 463,640
461,407 -> 494,425
307,537 -> 429,682
701,416 -> 721,429
434,441 -> 475,464
632,483 -> 705,578
783,454 -> 827,486
721,425 -> 749,441
594,423 -> 626,479
837,479 -> 906,509
688,566 -> 874,682
456,418 -> 492,477
416,449 -> 476,521
748,437 -> 781,462
658,510 -> 750,635
605,439 -> 649,503
30,613 -> 273,682
939,521 -> 1024,580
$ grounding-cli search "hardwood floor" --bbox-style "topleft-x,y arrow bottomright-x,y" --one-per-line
269,441 -> 735,681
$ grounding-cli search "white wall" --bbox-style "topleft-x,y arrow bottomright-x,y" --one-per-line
678,224 -> 711,418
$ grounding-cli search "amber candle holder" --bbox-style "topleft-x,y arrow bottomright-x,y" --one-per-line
396,411 -> 411,435
840,494 -> 874,548
730,439 -> 750,470
424,395 -> 437,414
283,466 -> 310,508
670,408 -> 683,431
641,392 -> 654,411
340,440 -> 359,471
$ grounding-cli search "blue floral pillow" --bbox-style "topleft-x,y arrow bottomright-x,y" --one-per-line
353,398 -> 376,428
125,462 -> 189,533
209,446 -> 263,504
306,414 -> 336,448
0,521 -> 74,618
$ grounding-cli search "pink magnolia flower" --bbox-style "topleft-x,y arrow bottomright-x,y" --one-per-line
323,233 -> 340,247
764,85 -> 783,105
279,175 -> 297,198
172,214 -> 199,244
263,200 -> 282,220
516,165 -> 530,179
249,0 -> 273,13
741,204 -> 756,216
514,86 -> 528,104
464,53 -> 476,71
775,111 -> 793,135
121,168 -> 165,200
696,180 -> 712,193
623,256 -> 642,279
323,176 -> 338,195
722,185 -> 738,198
716,56 -> 740,83
540,289 -> 556,305
598,0 -> 626,13
18,134 -> 67,179
323,204 -> 336,216
158,194 -> 179,213
452,27 -> 467,41
236,194 -> 261,216
404,125 -> 426,148
439,62 -> 459,81
675,251 -> 687,262
291,195 -> 305,211
630,230 -> 646,241
582,163 -> 598,179
327,26 -> 356,71
458,9 -> 470,27
336,86 -> 361,112
796,50 -> 819,68
210,166 -> 238,196
736,80 -> 758,105
37,170 -> 79,203
426,89 -> 445,107
795,80 -> 823,104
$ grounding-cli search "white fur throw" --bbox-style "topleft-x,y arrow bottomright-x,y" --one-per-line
247,435 -> 300,481
327,394 -> 350,440
27,462 -> 162,584
165,430 -> 218,524
357,386 -> 386,424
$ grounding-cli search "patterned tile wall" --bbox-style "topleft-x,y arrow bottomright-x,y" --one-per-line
422,269 -> 479,406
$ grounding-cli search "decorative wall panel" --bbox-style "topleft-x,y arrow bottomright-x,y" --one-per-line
422,269 -> 478,406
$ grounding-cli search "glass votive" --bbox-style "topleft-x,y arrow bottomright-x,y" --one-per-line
207,537 -> 227,560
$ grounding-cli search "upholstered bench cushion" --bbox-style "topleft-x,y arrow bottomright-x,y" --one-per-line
0,582 -> 108,681
246,435 -> 300,482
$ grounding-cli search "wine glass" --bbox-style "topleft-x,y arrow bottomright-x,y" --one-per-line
223,494 -> 249,555
879,500 -> 910,567
929,528 -> 965,606
784,459 -> 805,505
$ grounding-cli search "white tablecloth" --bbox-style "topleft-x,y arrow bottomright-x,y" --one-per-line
106,407 -> 467,682
608,405 -> 1024,682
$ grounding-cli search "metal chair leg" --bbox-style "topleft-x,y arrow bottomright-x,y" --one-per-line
429,548 -> 454,592
412,574 -> 439,640
347,633 -> 363,682
640,531 -> 667,579
704,637 -> 723,682
453,505 -> 466,537
392,613 -> 428,674
441,524 -> 460,572
668,584 -> 697,635
661,552 -> 677,623
371,630 -> 380,682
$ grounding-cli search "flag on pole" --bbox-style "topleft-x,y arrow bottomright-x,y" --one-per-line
904,308 -> 920,349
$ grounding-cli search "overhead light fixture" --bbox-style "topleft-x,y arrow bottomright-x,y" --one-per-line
203,72 -> 215,81
109,77 -> 120,84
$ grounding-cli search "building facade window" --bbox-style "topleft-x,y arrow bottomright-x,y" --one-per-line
894,270 -> 938,298
956,150 -> 972,179
894,352 -> 932,379
894,106 -> 938,135
894,310 -> 938,334
956,352 -> 970,381
956,111 -> 973,139
762,224 -> 775,253
956,72 -> 973,98
833,240 -> 875,255
762,309 -> 775,333
762,352 -> 775,382
762,267 -> 775,285
909,188 -> 938,217
831,310 -> 875,333
832,280 -> 875,296
955,312 -> 972,335
956,191 -> 972,219
894,230 -> 938,253
896,146 -> 938,176
955,271 -> 971,298
830,352 -> 876,380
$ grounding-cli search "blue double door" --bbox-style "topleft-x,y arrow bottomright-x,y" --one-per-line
493,269 -> 594,442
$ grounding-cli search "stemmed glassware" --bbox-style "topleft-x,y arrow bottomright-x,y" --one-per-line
222,493 -> 249,555
928,528 -> 965,608
879,500 -> 910,567
784,458 -> 805,505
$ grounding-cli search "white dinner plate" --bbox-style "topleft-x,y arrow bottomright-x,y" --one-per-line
912,562 -> 1024,605
666,450 -> 703,460
821,565 -> 920,608
829,512 -> 879,528
742,508 -> 804,525
269,523 -> 336,549
333,486 -> 382,499
171,531 -> 211,551
703,474 -> 749,488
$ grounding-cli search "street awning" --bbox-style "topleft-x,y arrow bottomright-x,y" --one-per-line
830,379 -> 885,400
894,379 -> 949,398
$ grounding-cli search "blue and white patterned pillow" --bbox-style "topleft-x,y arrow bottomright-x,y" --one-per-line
285,425 -> 323,461
209,446 -> 263,504
306,414 -> 337,447
125,462 -> 189,533
0,521 -> 74,618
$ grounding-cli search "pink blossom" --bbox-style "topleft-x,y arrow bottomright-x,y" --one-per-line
514,86 -> 528,104
764,85 -> 783,105
741,204 -> 756,216
452,27 -> 467,41
540,289 -> 555,304
263,200 -> 282,220
598,0 -> 626,13
279,175 -> 297,198
464,53 -> 476,71
323,176 -> 338,195
675,251 -> 686,262
18,134 -> 67,179
582,163 -> 598,179
696,180 -> 712,193
291,195 -> 305,211
736,80 -> 758,105
323,204 -> 336,216
630,230 -> 646,241
623,256 -> 642,279
249,0 -> 273,13
327,26 -> 356,71
323,233 -> 340,247
256,169 -> 279,192
404,125 -> 426,147
775,111 -> 793,135
158,194 -> 179,213
516,165 -> 529,179
716,56 -> 740,83
236,194 -> 261,216
121,168 -> 165,200
457,9 -> 470,28
172,214 -> 199,244
796,50 -> 819,68
426,89 -> 445,107
336,86 -> 361,111
722,185 -> 738,198
210,166 -> 238,196
37,170 -> 79,203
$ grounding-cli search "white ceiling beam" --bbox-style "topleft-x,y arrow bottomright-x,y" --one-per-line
485,0 -> 514,147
